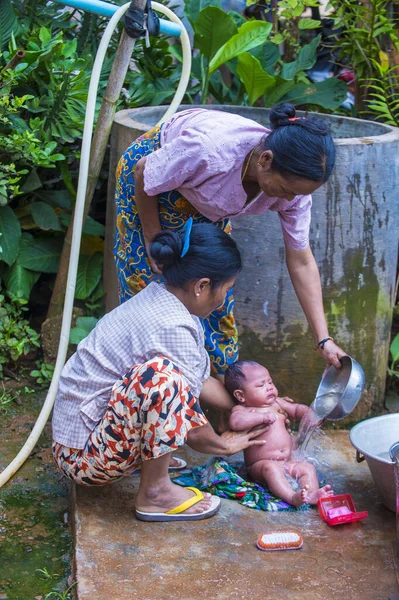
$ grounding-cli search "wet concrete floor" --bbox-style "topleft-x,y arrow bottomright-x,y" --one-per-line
73,431 -> 398,600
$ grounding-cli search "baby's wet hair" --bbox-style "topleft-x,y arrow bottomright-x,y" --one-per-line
225,360 -> 261,396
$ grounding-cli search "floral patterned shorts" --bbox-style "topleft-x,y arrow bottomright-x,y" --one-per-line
52,357 -> 207,486
113,125 -> 238,374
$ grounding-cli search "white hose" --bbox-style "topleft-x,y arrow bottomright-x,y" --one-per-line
0,3 -> 191,488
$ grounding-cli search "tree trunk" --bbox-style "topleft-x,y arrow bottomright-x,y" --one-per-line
46,1 -> 146,319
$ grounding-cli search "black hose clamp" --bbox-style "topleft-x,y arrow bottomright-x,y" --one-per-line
123,0 -> 160,39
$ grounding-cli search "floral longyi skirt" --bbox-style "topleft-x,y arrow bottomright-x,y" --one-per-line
53,357 -> 207,485
113,125 -> 238,374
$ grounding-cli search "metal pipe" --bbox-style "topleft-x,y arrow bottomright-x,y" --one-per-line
52,0 -> 182,36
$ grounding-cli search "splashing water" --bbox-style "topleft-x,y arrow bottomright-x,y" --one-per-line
292,407 -> 324,460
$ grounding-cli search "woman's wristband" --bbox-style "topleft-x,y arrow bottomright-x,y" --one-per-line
315,337 -> 334,350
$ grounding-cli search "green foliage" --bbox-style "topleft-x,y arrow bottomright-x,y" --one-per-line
194,6 -> 237,60
269,0 -> 322,54
186,5 -> 346,109
0,389 -> 16,414
69,316 -> 98,345
236,53 -> 276,105
0,292 -> 40,375
329,0 -> 399,82
0,0 -> 19,49
209,20 -> 273,74
30,360 -> 54,385
363,62 -> 399,126
388,332 -> 399,381
0,2 -> 114,306
75,253 -> 103,300
44,582 -> 76,600
123,36 -> 182,108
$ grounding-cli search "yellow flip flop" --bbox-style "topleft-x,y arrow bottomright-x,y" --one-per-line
135,487 -> 221,522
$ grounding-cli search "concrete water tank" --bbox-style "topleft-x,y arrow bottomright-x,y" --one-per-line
105,106 -> 399,419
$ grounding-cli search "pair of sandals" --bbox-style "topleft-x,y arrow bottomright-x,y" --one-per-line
134,456 -> 221,522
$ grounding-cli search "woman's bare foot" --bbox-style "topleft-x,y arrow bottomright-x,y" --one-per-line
135,478 -> 213,515
303,484 -> 334,505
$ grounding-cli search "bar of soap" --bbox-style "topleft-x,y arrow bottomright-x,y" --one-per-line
327,506 -> 352,519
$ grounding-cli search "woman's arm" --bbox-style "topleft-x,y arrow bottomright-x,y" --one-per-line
186,422 -> 268,455
134,156 -> 162,273
285,244 -> 346,369
199,376 -> 235,411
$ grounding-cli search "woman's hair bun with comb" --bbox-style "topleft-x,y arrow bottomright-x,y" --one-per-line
150,230 -> 183,269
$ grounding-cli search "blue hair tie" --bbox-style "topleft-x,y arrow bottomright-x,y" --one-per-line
180,217 -> 193,258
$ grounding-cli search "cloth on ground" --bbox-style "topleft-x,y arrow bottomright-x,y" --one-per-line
171,457 -> 310,512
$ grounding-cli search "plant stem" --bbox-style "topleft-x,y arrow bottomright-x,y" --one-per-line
200,55 -> 210,104
367,0 -> 378,70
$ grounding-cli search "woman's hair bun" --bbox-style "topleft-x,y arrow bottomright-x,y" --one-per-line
269,103 -> 296,130
150,230 -> 183,269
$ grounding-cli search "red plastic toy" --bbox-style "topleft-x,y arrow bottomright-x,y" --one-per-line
318,493 -> 368,526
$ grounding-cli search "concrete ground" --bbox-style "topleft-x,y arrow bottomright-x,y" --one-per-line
73,431 -> 398,600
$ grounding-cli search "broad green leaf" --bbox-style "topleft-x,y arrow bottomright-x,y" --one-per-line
237,53 -> 276,105
31,202 -> 63,231
89,279 -> 104,303
281,35 -> 321,79
250,42 -> 280,75
0,0 -> 19,50
194,7 -> 237,60
69,316 -> 98,345
391,333 -> 399,364
265,76 -> 296,106
209,20 -> 272,75
227,10 -> 246,28
279,77 -> 348,110
59,213 -> 105,237
298,18 -> 322,29
185,0 -> 221,24
75,252 -> 103,300
20,169 -> 42,193
0,205 -> 21,266
19,237 -> 63,273
3,262 -> 40,299
75,316 -> 99,331
39,27 -> 51,45
38,189 -> 72,210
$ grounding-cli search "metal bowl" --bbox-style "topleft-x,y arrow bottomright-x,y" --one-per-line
312,355 -> 365,421
350,414 -> 399,512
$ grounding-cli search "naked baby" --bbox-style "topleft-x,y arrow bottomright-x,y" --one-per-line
225,360 -> 334,507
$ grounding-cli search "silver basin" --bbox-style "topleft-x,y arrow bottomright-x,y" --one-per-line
350,414 -> 399,512
312,355 -> 365,420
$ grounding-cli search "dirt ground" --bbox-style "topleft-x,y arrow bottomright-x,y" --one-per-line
0,390 -> 73,600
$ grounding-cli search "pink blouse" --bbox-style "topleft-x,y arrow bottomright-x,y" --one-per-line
144,108 -> 312,251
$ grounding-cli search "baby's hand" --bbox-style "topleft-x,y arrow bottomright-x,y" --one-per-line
279,396 -> 294,403
263,412 -> 276,425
